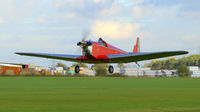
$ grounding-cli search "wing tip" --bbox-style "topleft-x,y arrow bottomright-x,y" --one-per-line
181,51 -> 189,54
15,52 -> 21,54
15,52 -> 20,55
15,52 -> 27,55
172,51 -> 188,55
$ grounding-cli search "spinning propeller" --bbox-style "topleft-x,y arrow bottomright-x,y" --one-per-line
77,30 -> 92,56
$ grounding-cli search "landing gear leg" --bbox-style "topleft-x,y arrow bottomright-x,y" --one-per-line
108,65 -> 114,74
91,65 -> 94,70
75,65 -> 80,74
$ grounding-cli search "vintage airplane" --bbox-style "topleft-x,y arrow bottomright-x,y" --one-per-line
15,37 -> 188,74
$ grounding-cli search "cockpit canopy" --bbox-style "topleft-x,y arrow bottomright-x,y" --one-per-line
98,38 -> 108,47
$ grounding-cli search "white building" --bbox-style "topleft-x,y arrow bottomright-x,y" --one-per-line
114,67 -> 177,77
189,66 -> 200,77
84,69 -> 95,76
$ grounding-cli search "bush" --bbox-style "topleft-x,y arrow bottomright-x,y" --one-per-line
94,64 -> 108,76
20,69 -> 33,76
177,65 -> 190,77
73,74 -> 89,77
109,73 -> 126,77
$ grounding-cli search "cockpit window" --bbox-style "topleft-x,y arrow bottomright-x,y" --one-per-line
98,38 -> 107,47
98,38 -> 103,43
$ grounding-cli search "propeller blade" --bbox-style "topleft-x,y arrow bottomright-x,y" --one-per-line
82,30 -> 90,41
74,47 -> 82,54
75,29 -> 91,56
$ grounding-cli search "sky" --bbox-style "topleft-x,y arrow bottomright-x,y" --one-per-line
0,0 -> 199,67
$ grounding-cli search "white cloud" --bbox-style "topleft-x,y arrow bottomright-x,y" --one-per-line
182,34 -> 199,41
37,18 -> 48,24
0,17 -> 4,24
27,0 -> 36,7
134,0 -> 148,4
61,13 -> 77,21
133,5 -> 151,19
91,20 -> 141,40
27,26 -> 76,31
93,0 -> 107,3
0,34 -> 67,49
54,0 -> 114,20
132,4 -> 181,20
100,1 -> 122,17
55,0 -> 85,10
0,0 -> 40,24
181,11 -> 200,19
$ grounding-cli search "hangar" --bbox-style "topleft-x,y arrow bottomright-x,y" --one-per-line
0,63 -> 28,75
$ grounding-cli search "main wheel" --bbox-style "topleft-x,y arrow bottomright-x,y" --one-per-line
75,66 -> 80,74
108,65 -> 114,74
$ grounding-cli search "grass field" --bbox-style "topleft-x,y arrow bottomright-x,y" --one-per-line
0,77 -> 200,112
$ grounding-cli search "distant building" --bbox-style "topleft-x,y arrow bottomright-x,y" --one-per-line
84,69 -> 95,76
0,63 -> 28,69
114,67 -> 177,77
188,66 -> 200,77
0,63 -> 29,75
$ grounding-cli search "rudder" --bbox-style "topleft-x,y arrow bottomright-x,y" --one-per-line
133,37 -> 140,53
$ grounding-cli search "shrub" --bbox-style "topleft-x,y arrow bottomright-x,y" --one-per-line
94,64 -> 108,76
177,65 -> 190,77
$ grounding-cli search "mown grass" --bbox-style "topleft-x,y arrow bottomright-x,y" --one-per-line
0,77 -> 200,112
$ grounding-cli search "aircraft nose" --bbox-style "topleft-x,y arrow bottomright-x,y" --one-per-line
77,41 -> 92,47
77,42 -> 82,46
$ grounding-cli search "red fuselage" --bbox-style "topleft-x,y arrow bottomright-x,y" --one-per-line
76,41 -> 127,63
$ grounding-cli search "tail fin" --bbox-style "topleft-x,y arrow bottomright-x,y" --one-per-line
133,37 -> 140,53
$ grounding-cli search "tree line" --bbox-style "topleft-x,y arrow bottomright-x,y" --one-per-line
145,55 -> 200,70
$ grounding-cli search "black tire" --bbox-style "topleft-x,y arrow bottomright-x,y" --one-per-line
108,65 -> 114,74
75,66 -> 80,74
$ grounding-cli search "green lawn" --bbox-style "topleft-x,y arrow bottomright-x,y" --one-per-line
0,77 -> 200,112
